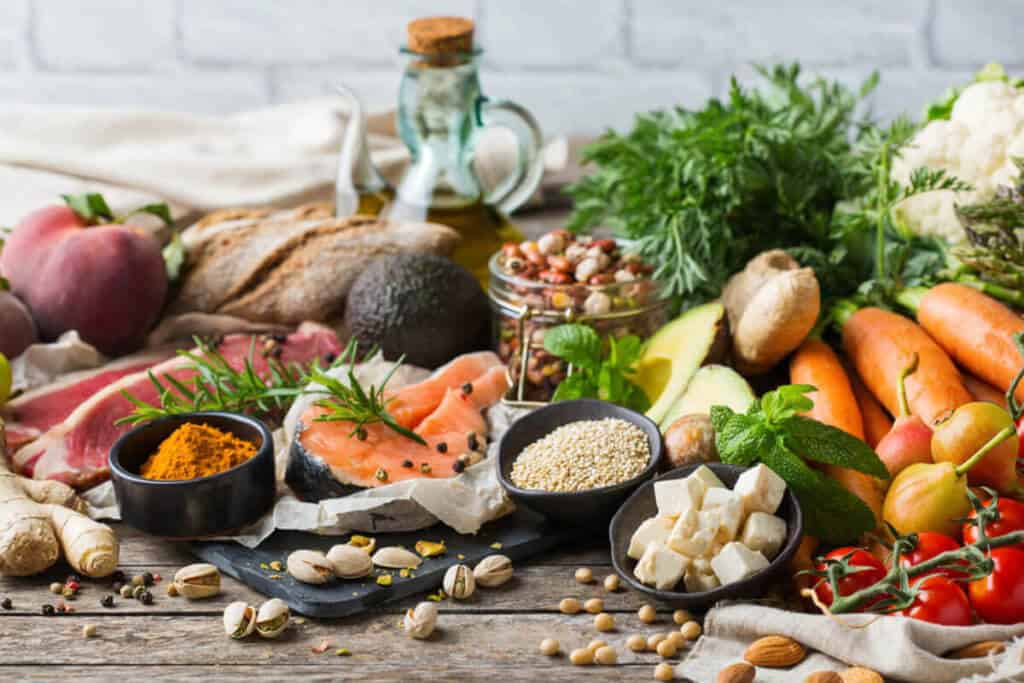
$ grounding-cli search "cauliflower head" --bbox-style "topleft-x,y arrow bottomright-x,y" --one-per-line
892,80 -> 1024,242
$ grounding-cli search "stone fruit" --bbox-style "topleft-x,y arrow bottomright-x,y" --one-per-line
2,195 -> 171,355
0,291 -> 37,359
932,402 -> 1021,495
875,354 -> 933,478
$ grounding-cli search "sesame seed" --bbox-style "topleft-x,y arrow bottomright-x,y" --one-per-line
510,418 -> 650,492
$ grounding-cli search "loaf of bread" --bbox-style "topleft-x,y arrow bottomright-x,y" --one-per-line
170,203 -> 459,325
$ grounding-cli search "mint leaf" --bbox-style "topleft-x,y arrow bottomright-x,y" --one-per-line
760,384 -> 815,423
544,324 -> 601,370
621,383 -> 650,413
711,405 -> 774,467
551,372 -> 594,402
62,193 -> 114,223
610,335 -> 644,370
123,202 -> 174,228
781,415 -> 890,479
759,440 -> 876,543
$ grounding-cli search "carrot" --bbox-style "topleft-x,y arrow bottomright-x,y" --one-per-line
903,283 -> 1024,404
837,305 -> 973,426
963,373 -> 1010,410
790,339 -> 884,524
849,368 -> 893,449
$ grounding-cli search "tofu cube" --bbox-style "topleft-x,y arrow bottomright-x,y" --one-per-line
692,557 -> 712,575
710,542 -> 770,586
654,475 -> 705,516
700,488 -> 744,542
666,508 -> 698,555
670,526 -> 715,558
628,515 -> 675,560
733,464 -> 787,516
701,486 -> 742,511
740,512 -> 788,559
684,565 -> 721,593
634,542 -> 690,590
691,465 -> 726,491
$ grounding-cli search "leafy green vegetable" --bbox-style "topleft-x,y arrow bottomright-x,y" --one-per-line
544,324 -> 649,412
63,193 -> 114,222
567,64 -> 877,303
711,384 -> 888,543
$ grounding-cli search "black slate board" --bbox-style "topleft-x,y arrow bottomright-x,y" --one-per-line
190,508 -> 574,618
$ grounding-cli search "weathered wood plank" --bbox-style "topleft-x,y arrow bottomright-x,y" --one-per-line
0,613 -> 699,669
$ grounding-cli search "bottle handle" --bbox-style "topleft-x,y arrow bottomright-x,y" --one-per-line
474,96 -> 545,215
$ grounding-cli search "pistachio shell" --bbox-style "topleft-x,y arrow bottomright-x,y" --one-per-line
223,601 -> 256,639
443,563 -> 475,599
371,546 -> 423,570
173,563 -> 221,599
287,550 -> 334,584
327,544 -> 373,579
255,598 -> 290,639
473,554 -> 513,588
403,601 -> 438,640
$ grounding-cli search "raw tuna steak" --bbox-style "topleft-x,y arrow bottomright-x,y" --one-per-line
286,352 -> 509,501
13,323 -> 342,488
1,349 -> 175,453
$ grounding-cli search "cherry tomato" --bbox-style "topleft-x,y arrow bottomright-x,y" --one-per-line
899,532 -> 967,580
813,547 -> 886,608
901,575 -> 973,626
968,547 -> 1024,624
1016,414 -> 1024,460
963,496 -> 1024,549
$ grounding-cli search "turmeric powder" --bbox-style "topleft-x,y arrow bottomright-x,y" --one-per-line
140,423 -> 257,481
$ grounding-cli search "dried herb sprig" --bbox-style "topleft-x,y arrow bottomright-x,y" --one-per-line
802,489 -> 1024,615
307,341 -> 426,446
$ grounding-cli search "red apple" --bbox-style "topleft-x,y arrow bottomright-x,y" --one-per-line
1,195 -> 170,355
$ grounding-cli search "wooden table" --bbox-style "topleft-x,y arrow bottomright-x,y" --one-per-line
0,524 -> 699,681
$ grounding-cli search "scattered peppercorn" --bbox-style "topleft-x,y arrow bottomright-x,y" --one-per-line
402,460 -> 413,468
419,463 -> 432,474
131,575 -> 145,587
119,585 -> 134,599
66,574 -> 81,584
467,432 -> 479,451
100,595 -> 115,608
61,587 -> 76,599
375,467 -> 388,482
65,580 -> 81,592
132,585 -> 147,599
452,459 -> 466,473
110,570 -> 126,583
41,604 -> 55,616
82,624 -> 98,638
139,591 -> 154,605
436,442 -> 448,454
142,572 -> 154,586
153,574 -> 162,583
461,382 -> 473,395
112,581 -> 123,593
1,598 -> 12,610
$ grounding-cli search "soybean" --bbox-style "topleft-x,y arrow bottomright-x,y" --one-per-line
539,638 -> 560,656
638,604 -> 657,623
594,612 -> 615,632
680,621 -> 702,640
575,567 -> 594,584
570,648 -> 594,666
595,646 -> 618,666
627,634 -> 648,652
559,597 -> 581,614
584,598 -> 604,614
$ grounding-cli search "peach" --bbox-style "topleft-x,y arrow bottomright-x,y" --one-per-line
2,201 -> 168,355
0,291 -> 37,359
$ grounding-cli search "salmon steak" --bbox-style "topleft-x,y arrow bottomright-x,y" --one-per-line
285,352 -> 509,501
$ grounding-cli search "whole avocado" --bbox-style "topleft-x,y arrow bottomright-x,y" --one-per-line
345,253 -> 490,368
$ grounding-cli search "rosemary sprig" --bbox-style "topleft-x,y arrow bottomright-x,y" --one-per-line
308,341 -> 427,446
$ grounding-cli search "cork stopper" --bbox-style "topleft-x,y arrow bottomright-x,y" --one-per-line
407,16 -> 474,56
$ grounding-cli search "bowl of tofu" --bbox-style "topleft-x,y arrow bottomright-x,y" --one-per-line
609,462 -> 803,608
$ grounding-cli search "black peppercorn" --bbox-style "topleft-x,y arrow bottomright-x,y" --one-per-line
66,574 -> 81,585
401,460 -> 413,468
452,459 -> 466,473
41,604 -> 55,616
436,441 -> 448,454
1,598 -> 11,610
110,569 -> 126,583
461,382 -> 473,395
100,595 -> 115,608
139,591 -> 154,605
142,572 -> 154,586
467,432 -> 479,451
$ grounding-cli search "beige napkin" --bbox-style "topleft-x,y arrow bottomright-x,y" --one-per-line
0,98 -> 567,227
681,603 -> 1024,683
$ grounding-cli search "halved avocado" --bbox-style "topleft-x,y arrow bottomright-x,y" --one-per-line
659,364 -> 755,430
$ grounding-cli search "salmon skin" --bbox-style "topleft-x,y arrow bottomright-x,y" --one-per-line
286,352 -> 509,502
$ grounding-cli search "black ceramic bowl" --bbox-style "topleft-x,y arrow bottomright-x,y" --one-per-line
109,412 -> 276,539
497,399 -> 663,527
609,463 -> 803,609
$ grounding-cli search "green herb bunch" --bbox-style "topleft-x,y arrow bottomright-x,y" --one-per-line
541,324 -> 650,413
710,384 -> 889,544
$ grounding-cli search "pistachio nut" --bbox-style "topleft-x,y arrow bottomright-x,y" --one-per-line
326,544 -> 373,579
255,598 -> 290,639
443,563 -> 475,600
223,601 -> 256,640
348,535 -> 376,554
414,540 -> 447,558
372,546 -> 423,570
173,563 -> 221,600
403,601 -> 438,640
287,550 -> 334,585
473,554 -> 513,588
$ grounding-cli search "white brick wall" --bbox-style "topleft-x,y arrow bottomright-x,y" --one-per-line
0,1 -> 1020,134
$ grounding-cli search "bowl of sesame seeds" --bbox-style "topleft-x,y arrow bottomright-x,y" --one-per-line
497,399 -> 662,526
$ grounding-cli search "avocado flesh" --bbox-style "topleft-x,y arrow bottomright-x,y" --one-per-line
659,364 -> 755,430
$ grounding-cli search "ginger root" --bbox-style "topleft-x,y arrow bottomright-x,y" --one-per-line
722,250 -> 820,375
0,418 -> 118,577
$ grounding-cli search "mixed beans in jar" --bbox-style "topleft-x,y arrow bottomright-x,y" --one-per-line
488,230 -> 670,403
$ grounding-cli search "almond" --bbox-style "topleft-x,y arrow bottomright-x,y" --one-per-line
716,661 -> 756,683
804,672 -> 842,683
744,635 -> 807,668
840,667 -> 884,683
947,640 -> 1006,659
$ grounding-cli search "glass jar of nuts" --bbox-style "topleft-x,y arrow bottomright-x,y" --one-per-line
488,231 -> 671,404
